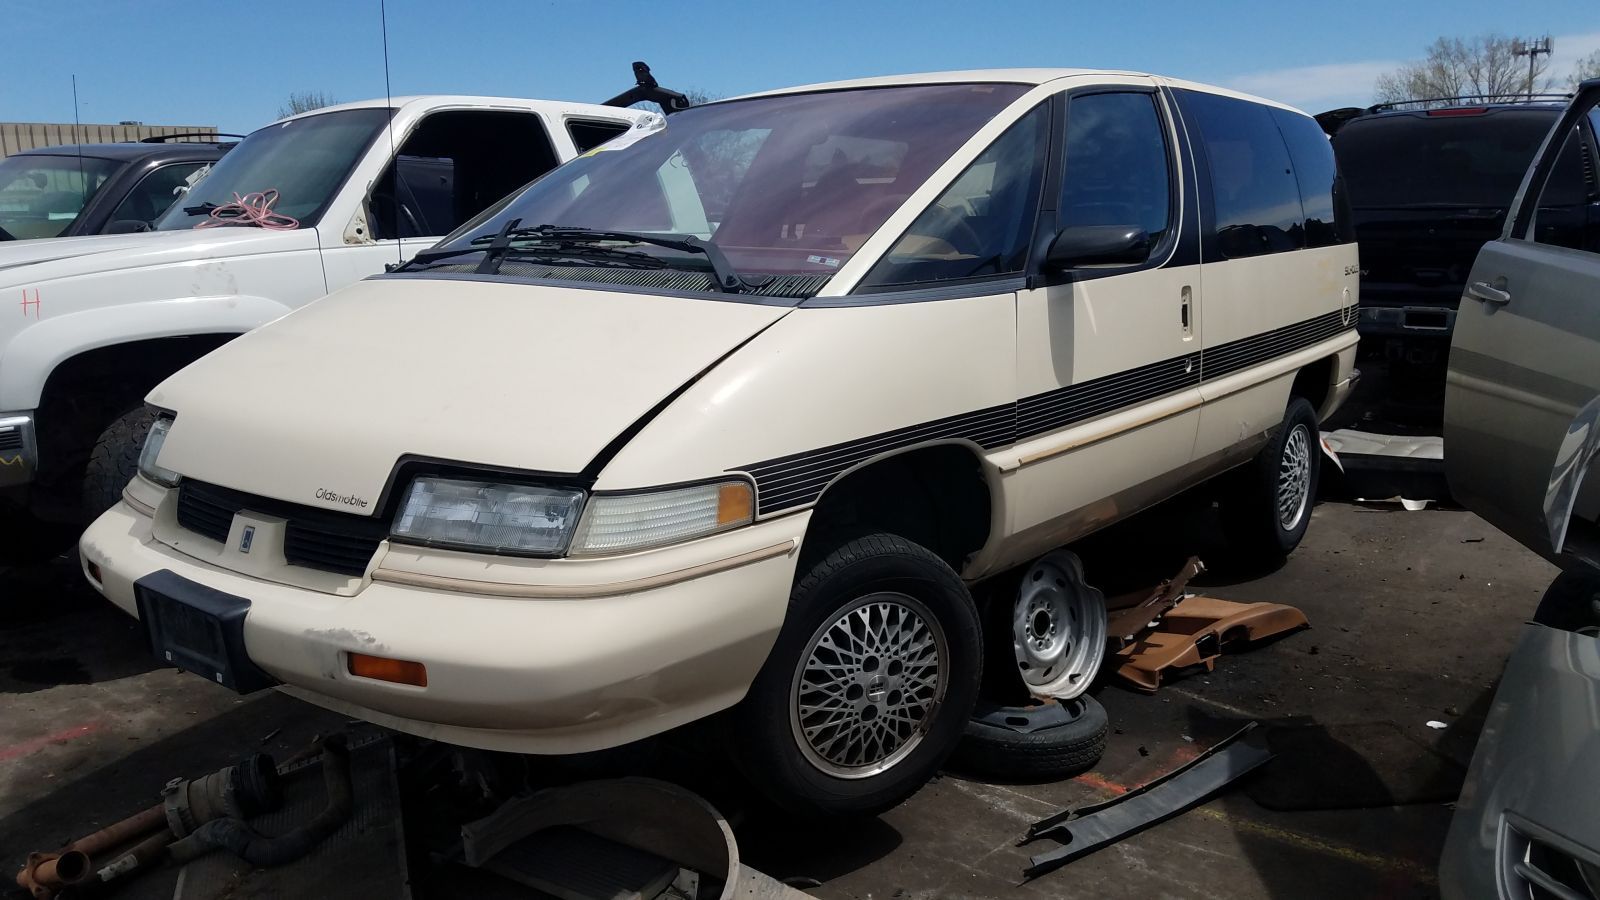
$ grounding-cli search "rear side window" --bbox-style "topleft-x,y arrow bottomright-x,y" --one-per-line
567,120 -> 630,153
1272,109 -> 1348,248
1180,90 -> 1303,258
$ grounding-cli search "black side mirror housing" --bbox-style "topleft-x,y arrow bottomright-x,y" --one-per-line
105,219 -> 153,234
1045,225 -> 1150,270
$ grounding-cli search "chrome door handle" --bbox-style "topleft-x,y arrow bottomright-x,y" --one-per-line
1468,281 -> 1511,306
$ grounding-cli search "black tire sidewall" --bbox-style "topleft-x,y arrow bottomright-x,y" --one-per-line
82,406 -> 158,519
731,533 -> 982,817
1224,397 -> 1321,559
953,694 -> 1108,781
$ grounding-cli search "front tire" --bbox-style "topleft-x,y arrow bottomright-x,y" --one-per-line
1219,397 -> 1321,564
729,533 -> 982,817
83,407 -> 158,518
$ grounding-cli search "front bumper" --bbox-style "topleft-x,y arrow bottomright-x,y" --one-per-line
80,486 -> 809,754
0,412 -> 37,490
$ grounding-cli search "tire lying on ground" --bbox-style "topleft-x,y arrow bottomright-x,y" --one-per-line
950,694 -> 1108,781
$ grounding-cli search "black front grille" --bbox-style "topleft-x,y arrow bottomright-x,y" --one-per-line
176,480 -> 388,577
0,428 -> 22,453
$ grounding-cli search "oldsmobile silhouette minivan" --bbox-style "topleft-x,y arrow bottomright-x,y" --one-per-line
82,69 -> 1358,816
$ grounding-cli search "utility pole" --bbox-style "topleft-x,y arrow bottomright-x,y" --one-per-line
1512,36 -> 1553,100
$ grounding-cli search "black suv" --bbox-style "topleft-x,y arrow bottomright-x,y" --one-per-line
1320,96 -> 1600,421
0,135 -> 236,241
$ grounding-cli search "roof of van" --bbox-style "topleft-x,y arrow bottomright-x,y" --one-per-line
728,70 -> 1308,115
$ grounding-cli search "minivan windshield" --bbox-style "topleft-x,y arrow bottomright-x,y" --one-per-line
430,83 -> 1029,276
0,154 -> 119,240
156,107 -> 391,230
1334,109 -> 1555,209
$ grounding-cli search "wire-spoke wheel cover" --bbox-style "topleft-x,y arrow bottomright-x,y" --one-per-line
1012,551 -> 1106,700
790,592 -> 949,779
1277,424 -> 1312,531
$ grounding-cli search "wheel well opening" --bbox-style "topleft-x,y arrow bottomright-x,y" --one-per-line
34,334 -> 238,487
1291,355 -> 1335,414
803,444 -> 992,572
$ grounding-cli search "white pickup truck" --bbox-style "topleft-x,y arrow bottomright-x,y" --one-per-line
0,75 -> 673,561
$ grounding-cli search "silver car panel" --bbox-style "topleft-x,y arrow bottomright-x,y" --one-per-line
1439,622 -> 1600,899
1444,81 -> 1600,564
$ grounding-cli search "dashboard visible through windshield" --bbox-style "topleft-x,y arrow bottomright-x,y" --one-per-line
432,83 -> 1030,277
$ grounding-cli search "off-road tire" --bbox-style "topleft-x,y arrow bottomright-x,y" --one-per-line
728,533 -> 982,817
83,407 -> 158,518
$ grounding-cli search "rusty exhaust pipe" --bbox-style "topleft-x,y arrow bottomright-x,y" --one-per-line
15,754 -> 280,899
16,804 -> 168,897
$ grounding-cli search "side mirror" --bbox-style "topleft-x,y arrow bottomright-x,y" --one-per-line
1045,225 -> 1150,270
105,219 -> 153,234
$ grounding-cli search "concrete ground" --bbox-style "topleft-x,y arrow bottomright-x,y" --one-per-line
0,498 -> 1557,899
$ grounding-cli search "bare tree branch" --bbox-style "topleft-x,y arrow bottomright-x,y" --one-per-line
1573,49 -> 1600,88
278,91 -> 339,119
1373,35 -> 1552,106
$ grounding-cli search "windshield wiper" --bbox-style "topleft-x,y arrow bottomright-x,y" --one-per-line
182,201 -> 219,215
407,220 -> 770,292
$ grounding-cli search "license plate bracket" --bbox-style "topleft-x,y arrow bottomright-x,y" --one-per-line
134,570 -> 278,694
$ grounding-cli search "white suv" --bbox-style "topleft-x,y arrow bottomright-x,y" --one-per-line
81,70 -> 1358,815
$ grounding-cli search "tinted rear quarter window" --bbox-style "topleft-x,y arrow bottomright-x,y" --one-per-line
1179,90 -> 1303,258
1272,109 -> 1349,247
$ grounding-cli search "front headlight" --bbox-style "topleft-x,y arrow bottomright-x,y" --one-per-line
570,480 -> 753,556
392,477 -> 586,554
138,416 -> 181,487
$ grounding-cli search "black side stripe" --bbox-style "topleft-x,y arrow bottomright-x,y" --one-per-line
744,404 -> 1017,515
736,310 -> 1354,516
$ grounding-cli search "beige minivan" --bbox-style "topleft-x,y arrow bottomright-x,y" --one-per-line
81,69 -> 1359,815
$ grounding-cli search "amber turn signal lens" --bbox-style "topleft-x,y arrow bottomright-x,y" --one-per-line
347,653 -> 427,686
716,481 -> 754,526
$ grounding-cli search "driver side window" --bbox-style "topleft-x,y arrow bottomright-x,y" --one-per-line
861,103 -> 1048,289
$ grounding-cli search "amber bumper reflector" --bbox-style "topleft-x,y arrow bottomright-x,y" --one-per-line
348,653 -> 427,686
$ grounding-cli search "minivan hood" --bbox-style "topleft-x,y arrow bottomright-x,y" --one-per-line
152,276 -> 792,513
0,227 -> 306,288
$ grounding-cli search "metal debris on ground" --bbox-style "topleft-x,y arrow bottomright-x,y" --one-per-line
173,734 -> 392,900
1113,591 -> 1310,691
1104,556 -> 1206,646
14,751 -> 283,899
1019,722 -> 1274,880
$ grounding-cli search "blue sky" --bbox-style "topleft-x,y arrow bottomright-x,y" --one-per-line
5,0 -> 1599,134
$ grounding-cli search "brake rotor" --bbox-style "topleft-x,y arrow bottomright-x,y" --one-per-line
1012,550 -> 1107,700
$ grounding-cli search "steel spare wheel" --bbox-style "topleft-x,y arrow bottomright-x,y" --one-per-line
1013,551 -> 1106,699
790,592 -> 949,779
